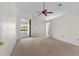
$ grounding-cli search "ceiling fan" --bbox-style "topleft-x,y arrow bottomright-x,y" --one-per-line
36,2 -> 53,16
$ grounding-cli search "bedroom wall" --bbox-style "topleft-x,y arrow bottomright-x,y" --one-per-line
49,9 -> 79,46
0,2 -> 17,56
31,16 -> 46,37
17,11 -> 46,38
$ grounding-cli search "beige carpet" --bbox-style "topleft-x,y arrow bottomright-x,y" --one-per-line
12,36 -> 79,56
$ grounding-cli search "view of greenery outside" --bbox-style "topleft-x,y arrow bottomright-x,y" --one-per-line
20,26 -> 28,31
20,18 -> 29,38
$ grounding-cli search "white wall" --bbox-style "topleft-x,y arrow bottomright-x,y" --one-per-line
17,10 -> 46,38
31,16 -> 46,37
49,9 -> 79,46
0,2 -> 17,56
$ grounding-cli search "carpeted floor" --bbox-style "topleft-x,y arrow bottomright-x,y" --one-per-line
11,36 -> 79,56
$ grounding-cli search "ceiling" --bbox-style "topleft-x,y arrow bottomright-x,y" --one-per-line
17,2 -> 79,20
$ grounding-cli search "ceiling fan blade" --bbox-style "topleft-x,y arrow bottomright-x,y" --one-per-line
43,12 -> 47,16
47,12 -> 53,13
